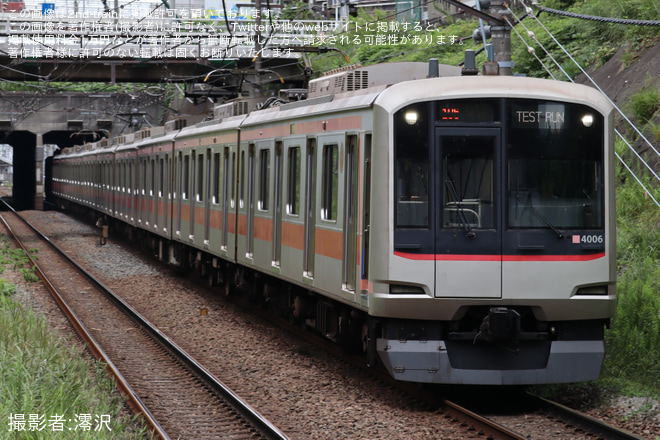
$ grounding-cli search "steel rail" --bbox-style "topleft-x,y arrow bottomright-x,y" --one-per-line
0,205 -> 170,440
0,201 -> 289,440
239,296 -> 528,440
441,399 -> 528,440
526,393 -> 645,440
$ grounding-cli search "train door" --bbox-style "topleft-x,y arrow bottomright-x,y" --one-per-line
176,151 -> 183,238
272,142 -> 283,267
343,134 -> 358,292
129,160 -> 136,224
246,144 -> 255,259
190,150 -> 197,241
139,157 -> 147,226
281,139 -> 303,280
204,149 -> 212,246
433,128 -> 501,298
361,134 -> 372,288
222,147 -> 231,253
119,160 -> 124,218
150,158 -> 156,229
158,155 -> 168,235
303,138 -> 316,278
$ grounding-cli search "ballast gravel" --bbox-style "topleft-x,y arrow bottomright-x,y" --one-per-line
10,210 -> 660,440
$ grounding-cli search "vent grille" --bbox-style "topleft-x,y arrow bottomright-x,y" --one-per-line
165,118 -> 188,132
135,129 -> 151,140
175,118 -> 187,130
333,76 -> 345,91
234,101 -> 249,116
346,71 -> 368,91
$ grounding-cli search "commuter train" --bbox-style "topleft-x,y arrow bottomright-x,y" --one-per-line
51,61 -> 617,385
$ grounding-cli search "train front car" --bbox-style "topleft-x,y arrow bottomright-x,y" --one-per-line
370,76 -> 616,385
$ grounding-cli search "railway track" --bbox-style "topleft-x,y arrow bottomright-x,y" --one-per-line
229,286 -> 532,440
526,393 -> 645,440
426,381 -> 647,440
0,202 -> 289,440
1,205 -> 651,439
231,271 -> 646,440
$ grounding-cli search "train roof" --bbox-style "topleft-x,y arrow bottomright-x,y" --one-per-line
374,75 -> 614,115
307,62 -> 460,98
55,63 -> 614,157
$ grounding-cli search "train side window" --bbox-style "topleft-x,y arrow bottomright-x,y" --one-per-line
183,154 -> 190,200
287,146 -> 301,216
176,152 -> 182,199
230,151 -> 236,208
166,155 -> 171,199
196,153 -> 204,202
240,150 -> 245,209
258,148 -> 270,211
159,158 -> 164,198
119,162 -> 124,193
150,159 -> 155,197
212,152 -> 221,204
321,144 -> 338,221
141,159 -> 147,195
127,162 -> 132,195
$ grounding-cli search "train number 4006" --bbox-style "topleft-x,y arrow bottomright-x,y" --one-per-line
573,234 -> 604,244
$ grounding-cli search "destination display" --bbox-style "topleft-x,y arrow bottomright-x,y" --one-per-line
435,99 -> 499,123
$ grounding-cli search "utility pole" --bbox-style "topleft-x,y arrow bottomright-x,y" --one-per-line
490,3 -> 513,76
254,0 -> 263,97
442,0 -> 513,75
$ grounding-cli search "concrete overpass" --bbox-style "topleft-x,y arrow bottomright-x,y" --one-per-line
0,91 -> 165,210
0,8 -> 345,210
0,11 -> 339,87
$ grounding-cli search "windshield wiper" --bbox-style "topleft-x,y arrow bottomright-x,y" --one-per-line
519,192 -> 564,239
445,178 -> 476,239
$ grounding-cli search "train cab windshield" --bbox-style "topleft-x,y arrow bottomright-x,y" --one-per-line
393,98 -> 605,257
506,99 -> 603,230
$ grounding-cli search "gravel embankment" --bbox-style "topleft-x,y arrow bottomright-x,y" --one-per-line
12,210 -> 660,440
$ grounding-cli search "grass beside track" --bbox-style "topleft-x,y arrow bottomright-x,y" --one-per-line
0,233 -> 149,439
603,146 -> 660,397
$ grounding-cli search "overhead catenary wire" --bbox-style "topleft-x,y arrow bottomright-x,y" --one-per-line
519,2 -> 660,160
504,14 -> 557,79
514,1 -> 660,207
536,5 -> 660,27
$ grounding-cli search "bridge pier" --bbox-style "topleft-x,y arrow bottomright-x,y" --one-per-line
2,131 -> 36,211
35,135 -> 44,210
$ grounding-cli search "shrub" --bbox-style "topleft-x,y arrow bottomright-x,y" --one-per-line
605,259 -> 660,387
628,88 -> 660,126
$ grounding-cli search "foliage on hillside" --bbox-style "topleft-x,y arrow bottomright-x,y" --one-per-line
308,0 -> 660,78
511,0 -> 660,79
608,139 -> 660,393
309,11 -> 480,75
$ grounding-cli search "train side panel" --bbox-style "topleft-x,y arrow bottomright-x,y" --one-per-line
171,118 -> 242,262
239,97 -> 376,308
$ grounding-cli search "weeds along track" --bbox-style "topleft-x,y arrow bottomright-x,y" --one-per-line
0,204 -> 288,440
3,207 -> 652,440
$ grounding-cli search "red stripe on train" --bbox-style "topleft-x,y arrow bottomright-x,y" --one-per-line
394,252 -> 606,262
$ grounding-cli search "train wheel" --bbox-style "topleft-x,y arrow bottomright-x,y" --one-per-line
223,267 -> 235,297
361,322 -> 369,353
362,318 -> 378,367
337,309 -> 351,348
